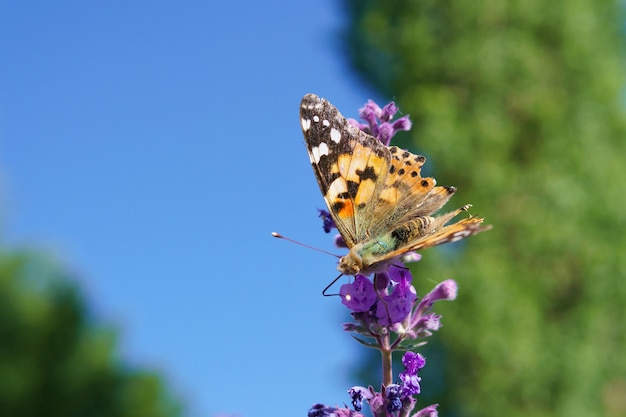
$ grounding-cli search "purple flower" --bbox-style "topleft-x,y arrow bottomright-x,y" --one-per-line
416,313 -> 442,332
340,275 -> 377,312
358,100 -> 382,131
402,351 -> 426,375
334,234 -> 348,248
377,123 -> 395,145
416,279 -> 458,314
348,386 -> 373,412
308,404 -> 364,417
394,280 -> 458,340
385,384 -> 403,413
380,102 -> 399,122
375,273 -> 417,324
318,209 -> 335,233
414,404 -> 439,417
348,99 -> 412,146
399,352 -> 426,396
392,115 -> 412,133
308,404 -> 336,417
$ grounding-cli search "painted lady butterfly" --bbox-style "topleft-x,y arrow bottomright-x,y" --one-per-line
300,93 -> 490,276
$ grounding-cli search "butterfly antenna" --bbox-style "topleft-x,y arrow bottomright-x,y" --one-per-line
271,232 -> 341,259
272,232 -> 346,297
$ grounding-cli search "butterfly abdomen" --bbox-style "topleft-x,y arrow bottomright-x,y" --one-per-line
390,218 -> 434,246
364,217 -> 435,258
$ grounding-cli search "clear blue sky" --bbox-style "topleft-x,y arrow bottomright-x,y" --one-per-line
0,2 -> 386,417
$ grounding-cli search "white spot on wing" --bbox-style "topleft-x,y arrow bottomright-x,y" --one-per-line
328,177 -> 348,199
330,128 -> 341,143
311,142 -> 330,163
323,119 -> 330,127
301,118 -> 311,131
318,142 -> 329,158
311,147 -> 320,163
313,115 -> 320,122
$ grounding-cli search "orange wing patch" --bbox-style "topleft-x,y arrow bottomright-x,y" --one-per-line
325,142 -> 388,219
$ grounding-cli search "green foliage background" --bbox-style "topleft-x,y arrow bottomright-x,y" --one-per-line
343,1 -> 626,416
0,251 -> 183,417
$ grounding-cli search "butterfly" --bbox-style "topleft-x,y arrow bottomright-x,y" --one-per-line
300,93 -> 490,276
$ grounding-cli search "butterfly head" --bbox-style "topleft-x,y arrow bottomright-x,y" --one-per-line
338,250 -> 363,276
338,246 -> 398,277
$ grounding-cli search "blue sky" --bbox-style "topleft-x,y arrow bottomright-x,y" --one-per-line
0,2 -> 386,417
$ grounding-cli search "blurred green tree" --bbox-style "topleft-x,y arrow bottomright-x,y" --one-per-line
343,1 -> 626,417
0,250 -> 184,417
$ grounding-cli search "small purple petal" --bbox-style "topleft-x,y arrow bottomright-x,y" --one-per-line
399,352 -> 425,397
385,384 -> 403,412
402,351 -> 426,372
375,278 -> 417,324
334,234 -> 348,248
401,374 -> 422,396
348,386 -> 372,412
387,265 -> 412,284
377,123 -> 394,146
335,408 -> 364,417
308,404 -> 337,417
347,118 -> 368,131
352,98 -> 412,145
359,102 -> 379,131
392,115 -> 412,132
367,392 -> 385,416
417,313 -> 442,331
414,404 -> 439,417
381,102 -> 399,121
342,322 -> 359,332
340,275 -> 377,312
348,386 -> 373,399
308,404 -> 365,417
361,100 -> 383,119
369,124 -> 380,139
417,279 -> 458,312
318,209 -> 335,233
374,271 -> 389,291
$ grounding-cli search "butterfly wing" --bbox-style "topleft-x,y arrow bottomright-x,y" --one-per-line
300,94 -> 393,247
369,145 -> 455,234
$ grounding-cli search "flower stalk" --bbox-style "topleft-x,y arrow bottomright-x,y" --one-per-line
307,98 -> 455,417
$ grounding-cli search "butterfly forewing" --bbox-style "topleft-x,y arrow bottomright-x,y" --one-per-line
301,94 -> 394,244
